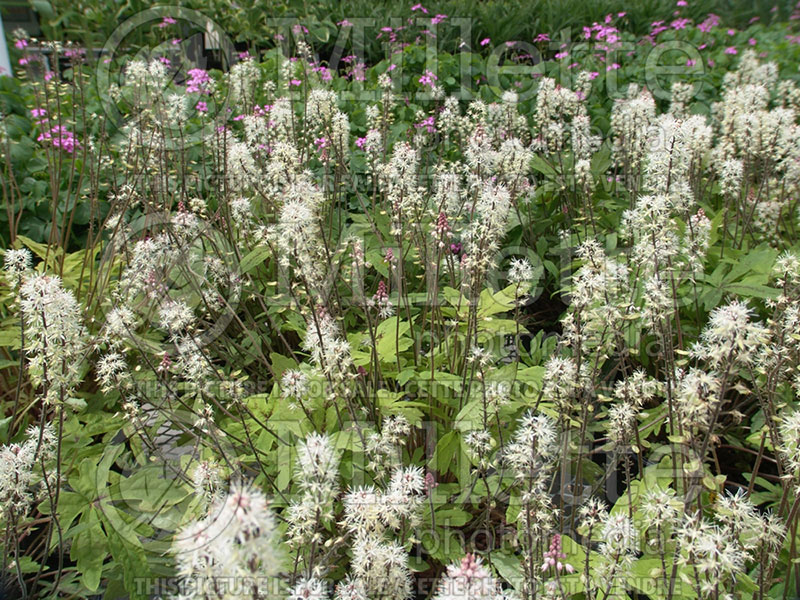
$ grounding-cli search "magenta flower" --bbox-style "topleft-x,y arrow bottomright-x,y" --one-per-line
186,68 -> 211,94
158,16 -> 176,28
480,38 -> 491,46
418,70 -> 438,87
14,39 -> 28,50
724,46 -> 737,55
411,3 -> 428,13
588,71 -> 599,79
432,14 -> 447,24
686,58 -> 697,66
415,115 -> 436,133
38,125 -> 79,153
195,101 -> 208,113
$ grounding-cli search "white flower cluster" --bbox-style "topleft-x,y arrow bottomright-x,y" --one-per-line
0,424 -> 57,518
172,482 -> 282,599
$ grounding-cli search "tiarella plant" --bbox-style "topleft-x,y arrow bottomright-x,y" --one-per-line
3,3 -> 800,600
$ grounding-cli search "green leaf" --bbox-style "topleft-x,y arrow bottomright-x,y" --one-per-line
375,317 -> 412,362
72,509 -> 106,592
239,245 -> 271,273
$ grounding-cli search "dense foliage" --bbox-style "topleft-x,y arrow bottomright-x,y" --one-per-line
3,3 -> 800,600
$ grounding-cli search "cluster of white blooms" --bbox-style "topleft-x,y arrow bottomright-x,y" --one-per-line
3,248 -> 32,282
593,513 -> 638,598
563,240 -> 631,361
349,535 -> 412,600
275,173 -> 328,292
644,114 -> 702,211
287,433 -> 339,546
19,273 -> 86,404
504,411 -> 558,488
303,312 -> 353,390
611,84 -> 656,176
673,367 -> 720,433
379,142 -> 423,235
227,56 -> 260,105
675,513 -> 746,596
172,482 -> 282,599
0,424 -> 56,518
461,180 -> 513,295
669,81 -> 695,119
690,300 -> 768,367
192,459 -> 224,508
534,77 -> 583,153
779,409 -> 800,476
365,414 -> 411,475
96,351 -> 130,393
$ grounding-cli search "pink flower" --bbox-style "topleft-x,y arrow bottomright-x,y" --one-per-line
542,535 -> 574,574
748,37 -> 757,45
588,71 -> 599,79
14,39 -> 28,49
171,38 -> 181,45
534,33 -> 550,42
158,16 -> 176,28
727,29 -> 736,36
338,19 -> 353,26
31,108 -> 47,118
724,46 -> 737,55
418,69 -> 438,87
607,62 -> 620,71
707,59 -> 715,67
671,18 -> 691,30
186,68 -> 211,94
289,79 -> 302,86
195,101 -> 208,112
480,38 -> 491,46
432,14 -> 447,24
555,51 -> 568,59
677,0 -> 687,5
411,3 -> 428,13
697,13 -> 720,33
415,115 -> 436,133
37,125 -> 79,153
355,136 -> 367,149
159,56 -> 171,65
